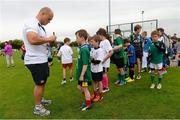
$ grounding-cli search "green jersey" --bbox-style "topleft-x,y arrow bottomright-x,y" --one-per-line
113,36 -> 124,59
149,41 -> 163,64
76,44 -> 92,82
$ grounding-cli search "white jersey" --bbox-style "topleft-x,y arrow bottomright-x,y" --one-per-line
22,18 -> 48,64
57,44 -> 73,64
99,39 -> 112,68
90,47 -> 104,73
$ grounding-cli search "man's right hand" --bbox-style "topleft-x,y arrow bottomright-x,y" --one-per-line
47,35 -> 57,43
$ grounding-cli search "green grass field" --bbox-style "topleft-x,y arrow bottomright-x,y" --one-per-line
0,48 -> 180,119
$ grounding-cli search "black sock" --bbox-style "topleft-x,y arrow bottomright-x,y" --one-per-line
70,77 -> 72,79
129,70 -> 134,79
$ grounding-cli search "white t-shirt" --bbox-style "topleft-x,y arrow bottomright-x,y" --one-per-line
90,47 -> 104,73
22,18 -> 48,64
99,39 -> 112,68
57,44 -> 73,64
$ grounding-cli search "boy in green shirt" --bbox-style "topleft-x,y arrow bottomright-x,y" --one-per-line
75,29 -> 92,111
149,30 -> 165,89
113,29 -> 126,86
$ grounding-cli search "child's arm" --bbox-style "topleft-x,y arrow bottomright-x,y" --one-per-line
113,44 -> 122,51
56,50 -> 62,57
102,50 -> 113,64
79,65 -> 88,81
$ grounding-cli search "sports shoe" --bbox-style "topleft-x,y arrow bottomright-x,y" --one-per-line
70,78 -> 74,82
81,105 -> 92,111
33,104 -> 50,116
41,98 -> 52,106
148,70 -> 151,74
127,78 -> 135,83
157,83 -> 162,89
141,69 -> 145,73
125,77 -> 131,81
119,80 -> 126,86
61,80 -> 66,85
93,95 -> 103,102
150,83 -> 155,89
115,80 -> 120,85
136,74 -> 141,80
102,88 -> 109,93
80,101 -> 86,109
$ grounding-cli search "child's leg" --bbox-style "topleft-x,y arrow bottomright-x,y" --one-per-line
6,55 -> 10,67
137,58 -> 141,75
129,65 -> 134,79
62,67 -> 66,80
93,81 -> 98,96
102,68 -> 109,89
10,56 -> 14,65
69,63 -> 73,79
150,69 -> 155,84
119,67 -> 125,82
82,87 -> 91,106
158,68 -> 163,84
102,73 -> 106,88
99,81 -> 103,98
142,52 -> 146,69
103,73 -> 109,89
142,51 -> 148,69
77,85 -> 84,94
69,67 -> 72,79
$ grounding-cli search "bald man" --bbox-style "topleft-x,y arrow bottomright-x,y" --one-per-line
23,7 -> 56,116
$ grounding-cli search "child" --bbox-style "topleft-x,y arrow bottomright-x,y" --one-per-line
130,25 -> 142,79
157,28 -> 169,74
20,43 -> 26,60
57,37 -> 73,85
141,31 -> 152,72
124,39 -> 136,82
89,35 -> 104,102
113,29 -> 126,86
149,30 -> 165,89
96,28 -> 113,93
4,41 -> 15,67
75,29 -> 92,111
47,44 -> 53,66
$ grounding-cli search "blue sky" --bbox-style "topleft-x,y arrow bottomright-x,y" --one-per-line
0,0 -> 180,41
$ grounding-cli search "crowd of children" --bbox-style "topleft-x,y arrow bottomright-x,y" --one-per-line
50,25 -> 171,111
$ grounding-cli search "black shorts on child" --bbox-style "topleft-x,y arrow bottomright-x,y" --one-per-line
91,72 -> 103,82
114,58 -> 125,68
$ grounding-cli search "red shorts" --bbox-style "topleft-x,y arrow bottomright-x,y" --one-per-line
62,63 -> 72,69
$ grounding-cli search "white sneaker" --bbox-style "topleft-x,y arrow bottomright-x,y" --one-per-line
61,80 -> 66,85
34,104 -> 50,116
70,78 -> 74,82
150,83 -> 155,89
102,88 -> 110,93
149,70 -> 151,74
136,74 -> 141,80
157,83 -> 162,89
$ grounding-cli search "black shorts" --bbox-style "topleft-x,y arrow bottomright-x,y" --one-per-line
135,50 -> 143,59
26,62 -> 49,85
114,58 -> 125,68
91,72 -> 103,82
103,67 -> 109,73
